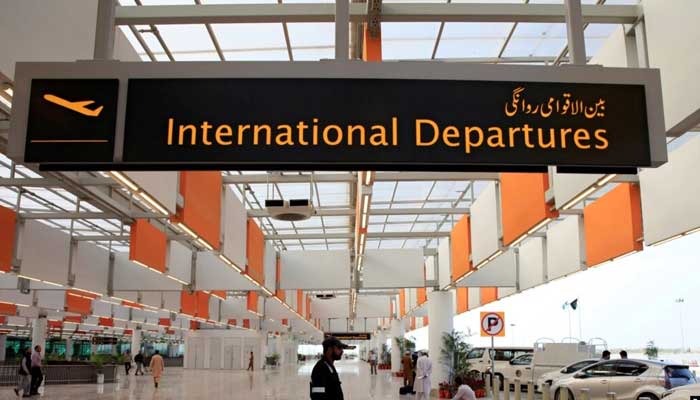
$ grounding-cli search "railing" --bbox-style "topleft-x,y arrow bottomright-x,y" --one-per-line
0,364 -> 118,386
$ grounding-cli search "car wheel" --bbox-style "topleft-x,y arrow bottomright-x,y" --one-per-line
637,393 -> 659,400
554,388 -> 575,400
495,374 -> 505,391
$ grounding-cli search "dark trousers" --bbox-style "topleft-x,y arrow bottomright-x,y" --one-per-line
370,362 -> 377,375
125,362 -> 131,375
30,367 -> 43,395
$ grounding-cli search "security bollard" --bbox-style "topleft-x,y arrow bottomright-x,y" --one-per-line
486,374 -> 492,394
606,392 -> 617,400
561,387 -> 569,400
579,388 -> 590,400
542,383 -> 551,400
504,378 -> 510,400
526,382 -> 534,400
493,377 -> 500,400
514,379 -> 521,400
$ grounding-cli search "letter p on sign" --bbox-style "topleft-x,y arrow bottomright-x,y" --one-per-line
480,312 -> 505,337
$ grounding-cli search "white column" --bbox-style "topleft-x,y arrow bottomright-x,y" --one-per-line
376,329 -> 386,365
0,335 -> 6,361
31,316 -> 47,353
131,328 -> 142,355
391,319 -> 404,373
65,338 -> 73,361
428,290 -> 455,392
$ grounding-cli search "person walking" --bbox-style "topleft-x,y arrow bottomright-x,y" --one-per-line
247,351 -> 255,371
124,350 -> 132,376
134,352 -> 145,376
14,347 -> 31,397
414,351 -> 432,400
149,350 -> 164,389
368,351 -> 378,375
310,336 -> 354,399
402,351 -> 414,389
29,345 -> 43,396
452,376 -> 477,400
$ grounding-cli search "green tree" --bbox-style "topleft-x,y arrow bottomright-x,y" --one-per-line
440,330 -> 472,386
644,341 -> 659,360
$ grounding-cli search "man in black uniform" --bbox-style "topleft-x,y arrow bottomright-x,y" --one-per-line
310,336 -> 355,400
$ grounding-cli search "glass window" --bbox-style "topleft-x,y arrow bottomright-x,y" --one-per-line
582,361 -> 617,377
511,355 -> 533,365
467,348 -> 485,359
615,362 -> 649,376
665,366 -> 697,386
564,360 -> 598,374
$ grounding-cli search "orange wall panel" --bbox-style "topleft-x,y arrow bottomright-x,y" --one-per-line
228,319 -> 237,326
196,291 -> 210,320
500,173 -> 558,246
399,289 -> 406,317
297,290 -> 303,313
246,218 -> 265,285
158,318 -> 171,327
0,303 -> 17,316
423,316 -> 429,327
417,288 -> 427,305
129,219 -> 167,273
180,291 -> 197,316
247,291 -> 258,314
211,290 -> 226,300
362,25 -> 382,62
480,287 -> 498,305
450,215 -> 472,281
306,295 -> 311,320
98,317 -> 114,327
0,206 -> 16,273
457,287 -> 469,314
174,171 -> 222,249
243,319 -> 250,329
190,321 -> 200,330
65,293 -> 92,315
584,183 -> 643,267
410,317 -> 416,331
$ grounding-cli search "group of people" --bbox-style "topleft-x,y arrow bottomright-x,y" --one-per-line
601,350 -> 628,360
13,345 -> 43,397
123,350 -> 165,388
400,350 -> 433,400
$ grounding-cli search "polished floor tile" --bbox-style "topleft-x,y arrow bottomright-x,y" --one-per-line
1,360 -> 417,399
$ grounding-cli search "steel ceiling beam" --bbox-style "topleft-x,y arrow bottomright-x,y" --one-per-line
223,171 -> 497,184
266,231 -> 450,240
114,3 -> 640,25
248,207 -> 469,217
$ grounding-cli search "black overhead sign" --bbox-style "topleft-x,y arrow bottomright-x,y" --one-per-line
324,332 -> 372,341
15,71 -> 662,172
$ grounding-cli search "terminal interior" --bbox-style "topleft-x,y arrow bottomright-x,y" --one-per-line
0,0 -> 699,399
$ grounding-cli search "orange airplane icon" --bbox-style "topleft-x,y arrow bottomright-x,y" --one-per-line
43,94 -> 103,117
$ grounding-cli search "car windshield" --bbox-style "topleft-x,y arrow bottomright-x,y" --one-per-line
665,366 -> 697,388
467,349 -> 485,359
563,360 -> 598,374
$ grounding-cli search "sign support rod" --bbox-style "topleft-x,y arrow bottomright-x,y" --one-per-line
564,0 -> 586,65
94,0 -> 117,60
335,0 -> 350,60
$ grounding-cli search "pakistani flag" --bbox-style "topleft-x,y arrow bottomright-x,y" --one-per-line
562,299 -> 579,310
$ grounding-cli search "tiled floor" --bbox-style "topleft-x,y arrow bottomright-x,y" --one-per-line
1,360 -> 412,399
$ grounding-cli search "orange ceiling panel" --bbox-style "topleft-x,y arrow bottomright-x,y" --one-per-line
500,173 -> 559,246
0,303 -> 17,316
480,287 -> 498,305
457,287 -> 469,314
417,288 -> 427,305
247,291 -> 259,314
451,215 -> 472,281
129,219 -> 167,273
63,315 -> 82,324
243,319 -> 250,329
306,295 -> 311,320
65,293 -> 92,315
158,318 -> 171,327
423,316 -> 429,327
399,289 -> 406,317
246,218 -> 265,285
173,171 -> 222,249
98,317 -> 114,327
196,291 -> 210,320
211,290 -> 226,300
180,291 -> 197,316
410,317 -> 416,331
584,183 -> 643,267
228,319 -> 237,326
0,206 -> 16,273
297,290 -> 303,313
190,320 -> 200,330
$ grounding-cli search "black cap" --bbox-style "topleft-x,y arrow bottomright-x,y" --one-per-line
323,336 -> 356,351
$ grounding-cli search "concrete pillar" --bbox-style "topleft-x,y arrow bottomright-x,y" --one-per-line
0,335 -> 6,362
131,328 -> 142,355
428,290 -> 455,392
65,338 -> 73,361
390,319 -> 404,373
31,316 -> 48,354
376,329 -> 386,365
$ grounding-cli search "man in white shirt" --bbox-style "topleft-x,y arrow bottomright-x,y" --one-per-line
414,351 -> 432,400
368,351 -> 378,375
452,376 -> 477,400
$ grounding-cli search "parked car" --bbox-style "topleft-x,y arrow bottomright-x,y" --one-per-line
536,359 -> 600,392
468,346 -> 532,389
551,359 -> 697,400
501,343 -> 599,391
661,383 -> 700,400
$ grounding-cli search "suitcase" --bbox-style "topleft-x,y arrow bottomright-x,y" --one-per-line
399,385 -> 413,395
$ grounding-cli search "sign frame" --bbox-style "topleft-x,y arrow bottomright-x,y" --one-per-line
8,61 -> 667,171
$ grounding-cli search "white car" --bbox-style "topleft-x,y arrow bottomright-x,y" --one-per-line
536,359 -> 601,392
661,383 -> 700,400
